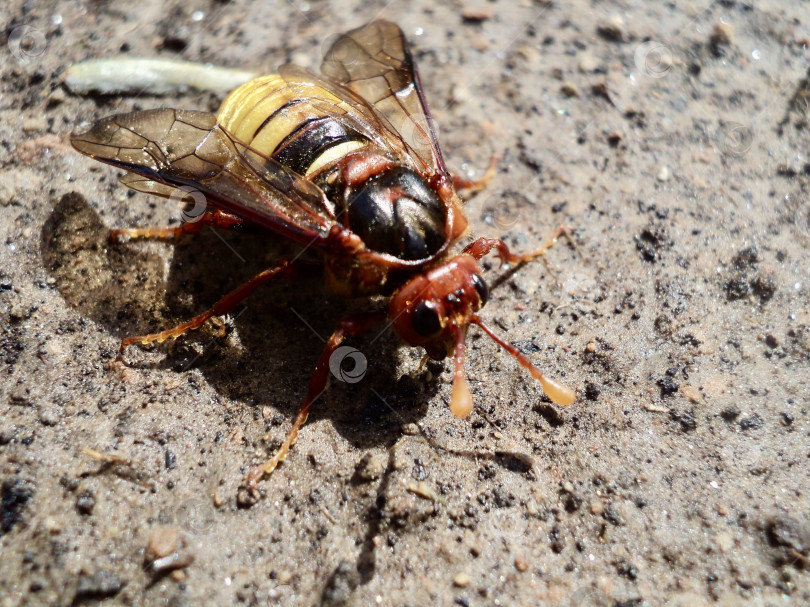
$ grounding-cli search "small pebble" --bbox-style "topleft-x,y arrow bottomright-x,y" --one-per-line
596,15 -> 626,41
578,53 -> 598,73
47,87 -> 66,107
720,406 -> 740,421
406,480 -> 439,502
9,303 -> 32,321
37,405 -> 59,426
76,490 -> 95,515
451,83 -> 471,104
461,9 -> 492,23
471,34 -> 490,52
277,570 -> 293,584
355,453 -> 386,482
657,166 -> 670,182
75,571 -> 125,599
710,23 -> 735,56
147,526 -> 179,560
514,45 -> 540,67
715,532 -> 734,553
680,384 -> 702,403
236,486 -> 259,508
514,556 -> 529,572
453,572 -> 471,587
22,117 -> 48,132
739,414 -> 763,431
401,423 -> 420,436
560,81 -> 579,97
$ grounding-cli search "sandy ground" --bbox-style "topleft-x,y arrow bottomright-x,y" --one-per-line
2,0 -> 810,605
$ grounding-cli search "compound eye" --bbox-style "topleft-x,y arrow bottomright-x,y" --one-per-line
471,274 -> 489,306
412,301 -> 443,338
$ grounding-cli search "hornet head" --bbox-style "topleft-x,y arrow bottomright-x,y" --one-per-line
389,254 -> 575,418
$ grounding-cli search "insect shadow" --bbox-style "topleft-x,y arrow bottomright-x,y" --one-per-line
39,191 -> 441,452
40,192 -> 169,338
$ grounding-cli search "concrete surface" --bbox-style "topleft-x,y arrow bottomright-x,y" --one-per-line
1,0 -> 809,605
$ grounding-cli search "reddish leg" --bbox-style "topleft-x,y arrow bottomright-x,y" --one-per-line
109,210 -> 246,242
119,259 -> 313,358
244,309 -> 387,493
463,225 -> 575,265
452,154 -> 499,195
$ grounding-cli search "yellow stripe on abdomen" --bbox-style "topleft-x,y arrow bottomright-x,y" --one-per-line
305,140 -> 366,176
217,75 -> 368,169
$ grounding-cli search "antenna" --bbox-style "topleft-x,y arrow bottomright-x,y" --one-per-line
470,315 -> 576,406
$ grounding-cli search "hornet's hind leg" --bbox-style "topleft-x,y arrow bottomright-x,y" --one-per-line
109,210 -> 248,242
242,309 -> 387,499
118,259 -> 316,360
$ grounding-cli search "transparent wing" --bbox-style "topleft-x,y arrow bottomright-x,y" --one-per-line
321,20 -> 448,178
70,108 -> 338,248
271,65 -> 412,163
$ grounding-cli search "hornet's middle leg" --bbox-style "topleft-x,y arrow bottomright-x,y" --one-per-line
462,225 -> 576,265
243,309 -> 387,495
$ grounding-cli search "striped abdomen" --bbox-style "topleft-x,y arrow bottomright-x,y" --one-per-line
217,75 -> 370,178
217,75 -> 447,261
